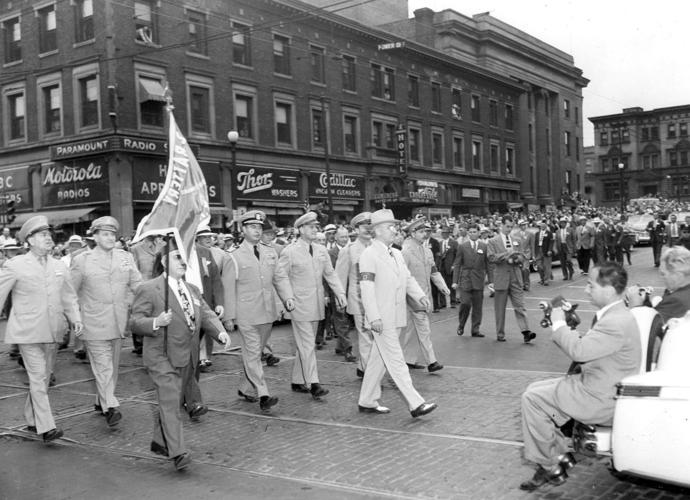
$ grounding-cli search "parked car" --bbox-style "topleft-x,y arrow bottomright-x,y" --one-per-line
626,214 -> 654,245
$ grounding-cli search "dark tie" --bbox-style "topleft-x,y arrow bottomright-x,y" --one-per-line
505,237 -> 511,248
308,244 -> 313,256
253,245 -> 260,260
568,315 -> 597,375
177,281 -> 194,330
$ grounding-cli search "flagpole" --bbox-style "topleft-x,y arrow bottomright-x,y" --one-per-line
163,233 -> 170,356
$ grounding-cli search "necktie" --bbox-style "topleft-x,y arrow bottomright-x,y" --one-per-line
591,315 -> 598,328
253,245 -> 260,260
308,244 -> 313,256
177,281 -> 194,330
388,248 -> 395,259
505,237 -> 511,248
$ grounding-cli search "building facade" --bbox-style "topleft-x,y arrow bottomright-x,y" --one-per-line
0,0 -> 586,236
588,105 -> 690,207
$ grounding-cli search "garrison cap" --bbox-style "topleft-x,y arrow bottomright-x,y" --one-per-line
240,210 -> 266,226
350,212 -> 372,227
295,211 -> 319,228
90,216 -> 119,234
18,216 -> 51,242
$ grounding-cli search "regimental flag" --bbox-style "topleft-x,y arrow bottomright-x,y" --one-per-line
133,108 -> 210,288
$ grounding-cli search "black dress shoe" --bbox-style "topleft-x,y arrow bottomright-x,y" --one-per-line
356,369 -> 364,378
131,347 -> 142,355
310,383 -> 329,400
173,452 -> 192,471
558,452 -> 577,471
471,332 -> 485,338
265,355 -> 280,367
74,350 -> 87,360
105,407 -> 122,427
427,362 -> 443,373
291,383 -> 310,393
150,441 -> 169,457
238,390 -> 259,403
410,402 -> 437,418
188,403 -> 208,418
26,425 -> 37,433
358,404 -> 390,414
496,337 -> 506,342
42,428 -> 63,442
522,330 -> 537,343
94,403 -> 103,413
406,363 -> 425,370
49,374 -> 56,387
456,327 -> 464,336
259,395 -> 278,411
519,464 -> 567,491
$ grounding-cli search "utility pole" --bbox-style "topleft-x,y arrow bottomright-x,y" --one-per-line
320,95 -> 333,223
617,122 -> 626,214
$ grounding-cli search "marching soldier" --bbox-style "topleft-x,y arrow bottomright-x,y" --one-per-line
277,212 -> 346,400
0,216 -> 82,442
222,211 -> 294,412
70,216 -> 142,427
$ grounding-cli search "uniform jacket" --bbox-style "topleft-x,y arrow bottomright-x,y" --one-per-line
402,238 -> 446,306
359,239 -> 425,330
552,301 -> 640,425
0,252 -> 81,344
439,237 -> 458,276
452,239 -> 489,291
276,238 -> 345,321
554,226 -> 577,257
223,240 -> 293,325
575,224 -> 595,250
129,275 -> 224,368
70,247 -> 142,340
335,239 -> 370,316
533,229 -> 554,258
195,244 -> 223,308
487,233 -> 524,290
130,240 -> 160,281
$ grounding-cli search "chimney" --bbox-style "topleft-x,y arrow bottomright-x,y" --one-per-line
414,8 -> 435,47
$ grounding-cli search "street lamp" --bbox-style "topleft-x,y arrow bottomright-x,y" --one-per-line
227,130 -> 239,237
618,162 -> 625,214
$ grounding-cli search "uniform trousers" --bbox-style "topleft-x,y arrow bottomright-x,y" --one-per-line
457,289 -> 483,335
237,322 -> 273,397
353,313 -> 373,372
84,338 -> 122,411
521,378 -> 571,468
291,320 -> 320,385
18,343 -> 57,434
148,359 -> 187,458
400,310 -> 437,366
358,327 -> 424,410
494,281 -> 529,339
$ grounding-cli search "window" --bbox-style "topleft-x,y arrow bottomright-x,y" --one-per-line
408,75 -> 419,107
505,145 -> 515,176
190,86 -> 210,134
599,130 -> 608,146
471,94 -> 480,122
601,158 -> 610,172
134,1 -> 157,44
431,82 -> 441,113
343,113 -> 358,154
274,97 -> 295,147
668,123 -> 676,138
652,154 -> 659,168
651,126 -> 659,140
3,87 -> 26,142
563,99 -> 570,118
409,126 -> 421,162
622,128 -> 630,143
505,104 -> 513,130
643,155 -> 650,169
682,151 -> 689,166
452,135 -> 464,169
78,74 -> 99,128
372,119 -> 396,150
231,22 -> 251,66
371,63 -> 394,101
311,107 -> 324,149
37,74 -> 62,136
681,123 -> 688,137
187,9 -> 207,55
38,4 -> 57,54
341,55 -> 356,92
74,0 -> 94,43
3,17 -> 21,64
611,129 -> 619,144
273,35 -> 291,76
137,74 -> 166,128
489,100 -> 498,127
641,127 -> 649,142
669,151 -> 677,167
575,106 -> 579,124
432,129 -> 444,166
451,88 -> 462,120
472,139 -> 482,170
233,88 -> 255,139
576,136 -> 580,160
564,131 -> 571,156
490,142 -> 499,172
310,45 -> 325,84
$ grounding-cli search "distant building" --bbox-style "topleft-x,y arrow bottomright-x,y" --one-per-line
589,105 -> 690,207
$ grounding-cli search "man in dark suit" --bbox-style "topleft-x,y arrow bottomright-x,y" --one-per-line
592,218 -> 607,265
520,262 -> 640,491
575,216 -> 594,274
534,220 -> 554,286
646,212 -> 666,267
130,241 -> 230,470
554,218 -> 576,280
439,227 -> 458,306
425,228 -> 443,311
452,223 -> 488,337
328,227 -> 356,362
194,228 -> 224,373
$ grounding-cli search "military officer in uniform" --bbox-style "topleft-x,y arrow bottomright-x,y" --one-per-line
400,217 -> 447,372
70,216 -> 142,427
130,240 -> 230,470
0,216 -> 82,442
357,209 -> 437,418
222,211 -> 294,412
335,212 -> 373,377
277,211 -> 346,400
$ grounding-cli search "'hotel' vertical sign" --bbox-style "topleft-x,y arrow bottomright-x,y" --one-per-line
396,124 -> 407,176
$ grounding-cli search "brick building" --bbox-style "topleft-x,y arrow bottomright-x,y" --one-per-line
589,105 -> 690,207
0,0 -> 587,236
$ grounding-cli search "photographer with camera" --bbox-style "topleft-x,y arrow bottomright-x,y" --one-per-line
520,262 -> 640,491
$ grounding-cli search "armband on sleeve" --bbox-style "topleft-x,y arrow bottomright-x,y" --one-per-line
359,272 -> 376,282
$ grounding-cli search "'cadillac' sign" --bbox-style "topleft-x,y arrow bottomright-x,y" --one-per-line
233,166 -> 300,201
308,172 -> 364,200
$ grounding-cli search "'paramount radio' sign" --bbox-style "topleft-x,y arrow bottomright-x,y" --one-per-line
308,172 -> 363,200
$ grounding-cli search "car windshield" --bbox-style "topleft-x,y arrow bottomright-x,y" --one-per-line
627,214 -> 653,230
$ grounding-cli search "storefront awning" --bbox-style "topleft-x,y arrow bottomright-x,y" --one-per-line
11,208 -> 98,228
139,79 -> 167,102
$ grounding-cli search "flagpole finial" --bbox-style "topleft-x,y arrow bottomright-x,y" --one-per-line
163,83 -> 174,112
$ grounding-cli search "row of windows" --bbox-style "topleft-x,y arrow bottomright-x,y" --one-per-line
599,150 -> 690,171
599,122 -> 690,146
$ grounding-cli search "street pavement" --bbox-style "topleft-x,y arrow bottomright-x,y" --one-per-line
1,246 -> 689,500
